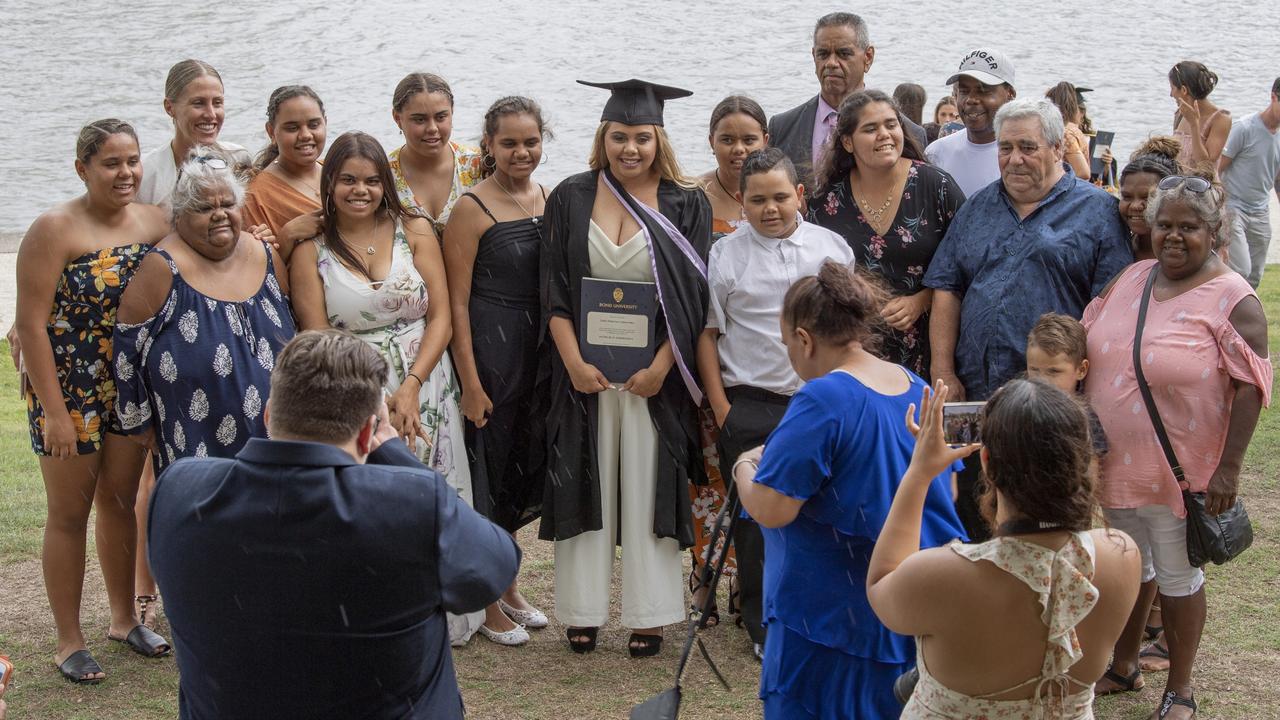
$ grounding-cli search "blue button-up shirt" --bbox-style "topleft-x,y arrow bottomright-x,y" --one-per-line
924,172 -> 1133,400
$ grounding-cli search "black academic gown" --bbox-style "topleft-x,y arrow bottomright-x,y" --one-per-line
538,170 -> 710,548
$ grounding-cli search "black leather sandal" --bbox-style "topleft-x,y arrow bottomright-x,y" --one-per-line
566,626 -> 598,654
56,649 -> 104,684
109,624 -> 172,658
1158,690 -> 1197,718
628,632 -> 662,658
1096,666 -> 1144,695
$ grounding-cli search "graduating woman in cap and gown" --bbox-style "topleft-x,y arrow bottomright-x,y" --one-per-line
540,79 -> 711,657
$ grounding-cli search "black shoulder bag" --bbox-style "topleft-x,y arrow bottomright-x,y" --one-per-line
1132,264 -> 1253,567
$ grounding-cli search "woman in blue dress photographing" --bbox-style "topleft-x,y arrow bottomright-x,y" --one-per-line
731,260 -> 966,718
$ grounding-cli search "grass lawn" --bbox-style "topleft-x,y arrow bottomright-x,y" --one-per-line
1,269 -> 1278,719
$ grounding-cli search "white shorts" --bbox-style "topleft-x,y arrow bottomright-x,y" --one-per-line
1103,505 -> 1205,597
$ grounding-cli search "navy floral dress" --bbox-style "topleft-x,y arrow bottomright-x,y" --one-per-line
810,161 -> 965,377
27,243 -> 150,455
112,244 -> 295,471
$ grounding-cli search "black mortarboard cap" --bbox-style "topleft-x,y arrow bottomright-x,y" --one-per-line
577,79 -> 693,127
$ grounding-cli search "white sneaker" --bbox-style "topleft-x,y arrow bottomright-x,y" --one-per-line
498,599 -> 549,629
478,622 -> 530,646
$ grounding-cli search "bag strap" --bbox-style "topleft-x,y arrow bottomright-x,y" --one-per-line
1132,264 -> 1186,486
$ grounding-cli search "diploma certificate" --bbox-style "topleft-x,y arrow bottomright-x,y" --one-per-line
579,277 -> 658,384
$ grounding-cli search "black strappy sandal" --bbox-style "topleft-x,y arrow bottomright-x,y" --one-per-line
1157,690 -> 1197,718
566,627 -> 598,654
688,567 -> 720,628
136,594 -> 160,629
628,632 -> 663,658
1096,666 -> 1144,695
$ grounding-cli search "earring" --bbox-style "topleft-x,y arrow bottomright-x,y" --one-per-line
482,153 -> 497,170
540,152 -> 549,165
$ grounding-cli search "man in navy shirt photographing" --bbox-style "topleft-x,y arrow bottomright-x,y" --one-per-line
148,329 -> 520,720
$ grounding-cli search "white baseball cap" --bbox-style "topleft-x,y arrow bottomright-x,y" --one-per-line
945,48 -> 1016,89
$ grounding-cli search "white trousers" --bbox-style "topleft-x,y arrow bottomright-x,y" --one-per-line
554,388 -> 684,629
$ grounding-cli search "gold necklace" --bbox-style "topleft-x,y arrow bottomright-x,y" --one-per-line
273,159 -> 321,199
854,166 -> 905,228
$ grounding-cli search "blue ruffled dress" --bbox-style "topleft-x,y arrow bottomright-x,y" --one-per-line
751,369 -> 967,719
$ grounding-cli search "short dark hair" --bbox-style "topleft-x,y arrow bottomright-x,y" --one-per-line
1027,313 -> 1087,364
1272,76 -> 1280,97
813,12 -> 869,49
268,330 -> 388,443
978,379 -> 1097,532
738,147 -> 798,193
893,83 -> 927,125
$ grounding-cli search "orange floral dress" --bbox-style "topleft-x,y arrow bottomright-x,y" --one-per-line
27,243 -> 149,454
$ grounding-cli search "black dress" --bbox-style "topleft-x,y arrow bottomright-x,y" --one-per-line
539,170 -> 711,547
810,160 -> 965,378
462,191 -> 547,533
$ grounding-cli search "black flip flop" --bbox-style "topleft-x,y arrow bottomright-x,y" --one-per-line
56,649 -> 104,684
110,624 -> 172,658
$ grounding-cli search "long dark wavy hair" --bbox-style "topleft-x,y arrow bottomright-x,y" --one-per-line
812,89 -> 924,196
318,131 -> 412,280
977,378 -> 1097,533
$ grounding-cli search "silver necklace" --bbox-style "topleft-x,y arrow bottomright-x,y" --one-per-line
338,215 -> 382,256
495,177 -> 541,227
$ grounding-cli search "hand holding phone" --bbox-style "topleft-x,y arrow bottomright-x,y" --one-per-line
942,402 -> 986,445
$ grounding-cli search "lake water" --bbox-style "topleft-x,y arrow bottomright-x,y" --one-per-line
0,0 -> 1276,236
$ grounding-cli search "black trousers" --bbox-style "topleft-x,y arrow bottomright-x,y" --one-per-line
717,385 -> 791,645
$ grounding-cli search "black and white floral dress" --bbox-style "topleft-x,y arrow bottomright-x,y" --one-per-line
112,245 -> 296,471
810,161 -> 965,378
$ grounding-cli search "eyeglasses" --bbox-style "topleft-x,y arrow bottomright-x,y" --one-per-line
1157,175 -> 1212,193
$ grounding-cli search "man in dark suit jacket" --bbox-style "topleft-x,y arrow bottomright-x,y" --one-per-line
148,330 -> 520,720
769,12 -> 927,184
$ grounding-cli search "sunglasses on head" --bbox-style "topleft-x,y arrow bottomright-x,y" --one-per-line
193,155 -> 229,170
1157,175 -> 1211,193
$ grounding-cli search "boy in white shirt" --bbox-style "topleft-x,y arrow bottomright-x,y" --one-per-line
696,147 -> 854,660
